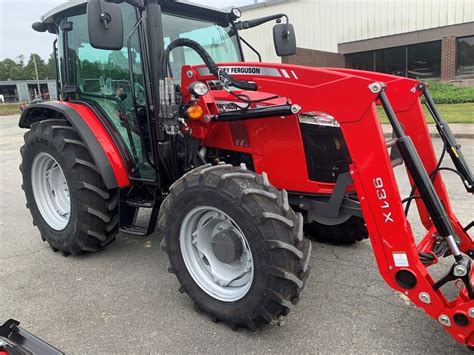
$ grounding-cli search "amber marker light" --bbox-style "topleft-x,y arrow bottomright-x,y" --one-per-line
187,105 -> 204,120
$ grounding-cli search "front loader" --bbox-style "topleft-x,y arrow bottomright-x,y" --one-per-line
17,0 -> 473,350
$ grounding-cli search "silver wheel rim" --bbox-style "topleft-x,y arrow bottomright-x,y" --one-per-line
180,206 -> 254,302
31,152 -> 71,230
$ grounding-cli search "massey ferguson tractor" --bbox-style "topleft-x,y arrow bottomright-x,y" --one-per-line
18,0 -> 473,350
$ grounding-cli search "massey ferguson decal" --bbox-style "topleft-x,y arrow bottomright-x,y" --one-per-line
215,101 -> 266,112
215,101 -> 248,112
198,66 -> 282,77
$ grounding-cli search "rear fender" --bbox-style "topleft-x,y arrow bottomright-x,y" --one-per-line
19,101 -> 130,189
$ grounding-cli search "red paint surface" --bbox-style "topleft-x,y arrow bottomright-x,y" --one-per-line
61,101 -> 130,187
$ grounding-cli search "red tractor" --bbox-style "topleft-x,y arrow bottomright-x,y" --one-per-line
20,0 -> 473,349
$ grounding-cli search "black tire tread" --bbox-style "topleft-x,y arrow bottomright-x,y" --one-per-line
20,118 -> 118,255
159,163 -> 311,330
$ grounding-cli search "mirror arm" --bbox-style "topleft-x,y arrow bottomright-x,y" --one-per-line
97,1 -> 111,29
235,13 -> 289,31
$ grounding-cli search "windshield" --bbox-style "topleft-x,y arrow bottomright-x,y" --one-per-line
162,12 -> 241,79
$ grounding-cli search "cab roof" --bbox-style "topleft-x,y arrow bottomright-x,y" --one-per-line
39,0 -> 232,24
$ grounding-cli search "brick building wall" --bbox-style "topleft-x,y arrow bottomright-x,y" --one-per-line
282,47 -> 345,68
441,36 -> 456,81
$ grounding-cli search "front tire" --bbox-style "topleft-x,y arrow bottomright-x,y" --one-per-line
159,164 -> 311,330
20,119 -> 119,255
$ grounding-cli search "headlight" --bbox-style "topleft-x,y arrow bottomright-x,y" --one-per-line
298,111 -> 340,127
189,81 -> 209,97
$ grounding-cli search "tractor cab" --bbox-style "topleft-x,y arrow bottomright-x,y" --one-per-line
32,0 -> 295,182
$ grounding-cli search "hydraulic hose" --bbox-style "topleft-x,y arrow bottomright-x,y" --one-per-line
162,38 -> 257,91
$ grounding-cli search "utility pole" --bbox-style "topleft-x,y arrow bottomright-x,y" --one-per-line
33,55 -> 41,99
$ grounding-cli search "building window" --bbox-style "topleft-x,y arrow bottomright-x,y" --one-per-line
376,46 -> 406,77
407,41 -> 441,80
456,36 -> 474,78
345,40 -> 441,79
346,51 -> 374,71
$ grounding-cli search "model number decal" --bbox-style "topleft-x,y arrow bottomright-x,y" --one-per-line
373,177 -> 394,223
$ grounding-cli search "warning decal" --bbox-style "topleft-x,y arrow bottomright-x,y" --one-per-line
393,252 -> 409,267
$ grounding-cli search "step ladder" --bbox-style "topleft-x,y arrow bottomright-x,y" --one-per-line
119,193 -> 161,237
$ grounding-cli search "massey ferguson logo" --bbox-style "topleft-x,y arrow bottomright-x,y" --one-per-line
221,67 -> 262,75
373,177 -> 394,223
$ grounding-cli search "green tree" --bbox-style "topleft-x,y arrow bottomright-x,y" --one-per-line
24,53 -> 48,80
0,58 -> 24,80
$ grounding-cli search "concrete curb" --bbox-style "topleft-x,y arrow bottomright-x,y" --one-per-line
382,124 -> 474,139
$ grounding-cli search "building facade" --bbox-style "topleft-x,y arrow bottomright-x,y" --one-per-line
0,80 -> 58,103
240,0 -> 474,81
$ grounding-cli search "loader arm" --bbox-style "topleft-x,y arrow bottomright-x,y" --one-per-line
183,62 -> 473,348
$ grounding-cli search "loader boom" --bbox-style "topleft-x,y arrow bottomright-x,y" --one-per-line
181,62 -> 474,347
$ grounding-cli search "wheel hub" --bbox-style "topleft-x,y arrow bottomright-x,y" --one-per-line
211,228 -> 243,263
180,206 -> 254,302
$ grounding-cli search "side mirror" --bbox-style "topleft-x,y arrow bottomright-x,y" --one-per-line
87,0 -> 123,50
273,23 -> 296,57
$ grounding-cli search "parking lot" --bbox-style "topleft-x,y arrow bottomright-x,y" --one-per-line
0,114 -> 472,353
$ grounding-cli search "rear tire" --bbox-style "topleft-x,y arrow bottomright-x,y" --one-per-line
159,164 -> 311,330
20,119 -> 119,255
304,216 -> 368,245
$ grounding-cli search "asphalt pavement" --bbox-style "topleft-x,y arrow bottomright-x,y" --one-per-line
0,114 -> 473,354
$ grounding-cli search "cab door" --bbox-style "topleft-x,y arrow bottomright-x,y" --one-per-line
59,2 -> 154,180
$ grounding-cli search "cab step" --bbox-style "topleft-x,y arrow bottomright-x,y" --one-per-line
119,190 -> 161,237
119,225 -> 148,237
125,197 -> 154,208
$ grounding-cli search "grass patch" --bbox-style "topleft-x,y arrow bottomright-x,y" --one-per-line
0,103 -> 21,116
426,81 -> 474,104
377,103 -> 474,124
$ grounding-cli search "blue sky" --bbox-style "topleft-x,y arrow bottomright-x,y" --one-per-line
0,0 -> 263,60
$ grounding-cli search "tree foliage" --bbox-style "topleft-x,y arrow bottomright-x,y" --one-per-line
0,53 -> 56,81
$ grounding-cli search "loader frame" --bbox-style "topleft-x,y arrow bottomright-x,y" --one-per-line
181,62 -> 474,346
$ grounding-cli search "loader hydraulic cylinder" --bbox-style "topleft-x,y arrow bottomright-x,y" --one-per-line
422,86 -> 474,193
378,90 -> 462,259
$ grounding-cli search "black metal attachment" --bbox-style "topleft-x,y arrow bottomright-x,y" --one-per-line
419,83 -> 474,193
215,104 -> 296,122
0,319 -> 64,355
433,254 -> 473,299
289,172 -> 363,224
